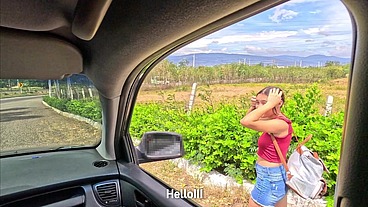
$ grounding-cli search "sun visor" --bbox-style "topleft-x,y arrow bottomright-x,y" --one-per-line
0,28 -> 83,80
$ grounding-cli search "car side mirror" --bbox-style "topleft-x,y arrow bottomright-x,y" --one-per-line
135,131 -> 185,164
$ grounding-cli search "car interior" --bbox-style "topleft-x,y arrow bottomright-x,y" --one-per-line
0,0 -> 367,206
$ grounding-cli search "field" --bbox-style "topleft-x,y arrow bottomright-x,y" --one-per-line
137,78 -> 348,114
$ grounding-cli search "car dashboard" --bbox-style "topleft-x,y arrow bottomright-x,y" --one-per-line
0,149 -> 162,207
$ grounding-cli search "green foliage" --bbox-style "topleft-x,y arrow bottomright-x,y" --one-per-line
43,96 -> 68,111
65,100 -> 102,122
44,84 -> 344,196
43,96 -> 102,122
130,85 -> 343,196
283,84 -> 343,195
326,195 -> 334,207
283,84 -> 321,124
183,104 -> 259,182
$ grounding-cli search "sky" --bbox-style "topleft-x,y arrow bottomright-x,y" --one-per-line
172,0 -> 352,58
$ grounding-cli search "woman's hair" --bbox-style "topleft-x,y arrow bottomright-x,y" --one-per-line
256,86 -> 285,108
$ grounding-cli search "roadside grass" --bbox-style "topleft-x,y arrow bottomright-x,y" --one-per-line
140,161 -> 249,207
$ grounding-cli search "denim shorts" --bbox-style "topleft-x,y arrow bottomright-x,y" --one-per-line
250,163 -> 288,207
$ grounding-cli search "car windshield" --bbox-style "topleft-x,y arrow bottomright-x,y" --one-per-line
0,75 -> 102,155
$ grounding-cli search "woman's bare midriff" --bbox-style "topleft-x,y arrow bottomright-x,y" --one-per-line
257,156 -> 282,167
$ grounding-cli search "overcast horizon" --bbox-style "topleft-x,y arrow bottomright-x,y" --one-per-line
172,0 -> 352,58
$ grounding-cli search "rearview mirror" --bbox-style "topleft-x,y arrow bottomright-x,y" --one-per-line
135,131 -> 184,163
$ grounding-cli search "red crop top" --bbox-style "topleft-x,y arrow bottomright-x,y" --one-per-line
257,116 -> 293,163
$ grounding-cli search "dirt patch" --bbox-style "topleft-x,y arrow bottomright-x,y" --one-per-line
329,78 -> 349,85
137,84 -> 264,104
140,161 -> 250,207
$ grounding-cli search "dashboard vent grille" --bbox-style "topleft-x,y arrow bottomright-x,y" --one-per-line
93,160 -> 109,168
94,181 -> 120,206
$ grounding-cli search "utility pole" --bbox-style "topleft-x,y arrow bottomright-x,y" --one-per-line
8,79 -> 11,91
67,77 -> 71,98
187,83 -> 197,114
48,80 -> 52,97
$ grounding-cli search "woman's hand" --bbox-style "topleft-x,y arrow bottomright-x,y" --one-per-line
250,96 -> 257,108
267,88 -> 283,107
246,96 -> 257,115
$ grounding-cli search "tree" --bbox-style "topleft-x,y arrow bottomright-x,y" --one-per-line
325,61 -> 340,67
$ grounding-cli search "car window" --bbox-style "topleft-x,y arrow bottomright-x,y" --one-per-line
130,0 -> 352,206
0,75 -> 102,155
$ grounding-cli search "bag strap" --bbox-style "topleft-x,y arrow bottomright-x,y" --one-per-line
270,133 -> 293,180
296,134 -> 313,154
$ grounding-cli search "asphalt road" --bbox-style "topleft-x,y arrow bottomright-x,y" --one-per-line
0,96 -> 101,153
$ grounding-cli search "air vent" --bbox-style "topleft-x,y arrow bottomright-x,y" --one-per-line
93,181 -> 121,206
93,160 -> 109,168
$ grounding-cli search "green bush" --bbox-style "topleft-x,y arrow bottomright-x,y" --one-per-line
66,100 -> 102,122
283,84 -> 343,194
43,96 -> 68,111
130,85 -> 343,197
44,84 -> 343,197
43,96 -> 102,122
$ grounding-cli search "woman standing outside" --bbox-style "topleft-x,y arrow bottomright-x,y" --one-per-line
240,87 -> 293,207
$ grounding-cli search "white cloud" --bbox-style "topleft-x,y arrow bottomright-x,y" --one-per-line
219,31 -> 298,43
244,45 -> 263,53
269,7 -> 298,23
327,45 -> 351,57
301,27 -> 325,35
187,30 -> 298,48
173,0 -> 352,57
184,39 -> 215,48
309,9 -> 321,14
322,41 -> 335,46
243,45 -> 315,57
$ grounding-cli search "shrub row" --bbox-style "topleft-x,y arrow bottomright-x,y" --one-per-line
130,85 -> 343,196
44,85 -> 343,196
43,96 -> 102,123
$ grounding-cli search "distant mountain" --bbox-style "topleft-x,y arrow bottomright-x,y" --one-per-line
166,53 -> 351,67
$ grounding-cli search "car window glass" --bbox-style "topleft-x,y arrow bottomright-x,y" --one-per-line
130,0 -> 351,206
0,75 -> 102,155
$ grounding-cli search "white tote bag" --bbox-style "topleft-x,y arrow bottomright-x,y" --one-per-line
271,134 -> 329,199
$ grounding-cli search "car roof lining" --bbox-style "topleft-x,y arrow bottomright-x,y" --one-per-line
0,0 -> 77,32
0,28 -> 82,80
1,0 -> 284,99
